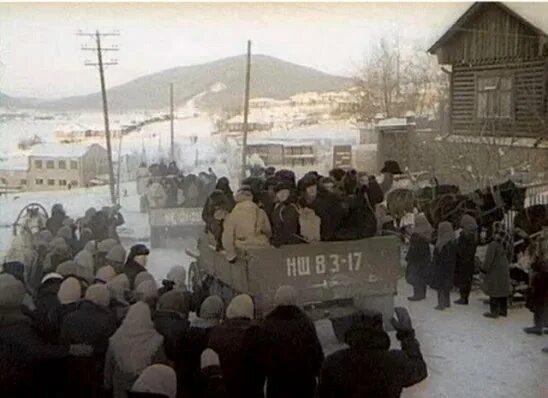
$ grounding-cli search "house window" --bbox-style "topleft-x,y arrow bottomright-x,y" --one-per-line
70,161 -> 78,170
20,179 -> 27,186
59,179 -> 67,186
46,160 -> 55,169
476,75 -> 513,119
35,178 -> 44,185
35,160 -> 43,169
47,179 -> 55,186
58,160 -> 66,169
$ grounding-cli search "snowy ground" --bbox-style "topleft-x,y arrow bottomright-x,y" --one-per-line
1,179 -> 546,398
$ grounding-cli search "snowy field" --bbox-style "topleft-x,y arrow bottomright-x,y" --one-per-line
1,180 -> 547,398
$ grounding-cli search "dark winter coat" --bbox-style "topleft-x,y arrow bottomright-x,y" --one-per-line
336,194 -> 377,241
44,301 -> 80,343
260,305 -> 324,398
59,300 -> 118,398
481,241 -> 511,298
301,191 -> 345,242
46,212 -> 67,236
122,260 -> 147,290
182,323 -> 218,397
405,234 -> 432,287
108,213 -> 125,242
429,241 -> 457,291
33,278 -> 62,325
318,328 -> 427,398
271,202 -> 301,247
0,314 -> 70,397
200,365 -> 227,398
90,212 -> 110,242
208,318 -> 265,398
454,233 -> 478,289
526,263 -> 548,314
153,310 -> 190,397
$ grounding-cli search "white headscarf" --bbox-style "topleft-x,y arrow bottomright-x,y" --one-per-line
131,364 -> 177,398
166,266 -> 187,290
201,349 -> 221,369
274,285 -> 298,307
107,273 -> 130,301
85,284 -> 110,307
57,277 -> 82,304
226,294 -> 254,320
109,302 -> 164,375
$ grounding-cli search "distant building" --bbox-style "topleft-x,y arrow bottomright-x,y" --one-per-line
375,113 -> 416,172
225,115 -> 272,132
27,143 -> 109,191
0,156 -> 28,192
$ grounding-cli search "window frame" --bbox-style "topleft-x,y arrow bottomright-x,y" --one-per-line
58,160 -> 66,169
46,160 -> 55,169
34,160 -> 43,169
70,160 -> 78,170
47,179 -> 55,186
474,71 -> 515,121
35,178 -> 44,185
59,179 -> 67,186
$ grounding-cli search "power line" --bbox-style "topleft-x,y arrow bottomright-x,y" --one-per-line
77,29 -> 119,205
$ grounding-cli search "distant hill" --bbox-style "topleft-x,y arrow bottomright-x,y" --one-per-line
4,55 -> 353,112
0,92 -> 41,108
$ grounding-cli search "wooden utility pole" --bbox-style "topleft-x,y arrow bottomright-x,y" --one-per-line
170,82 -> 175,162
79,30 -> 119,204
241,40 -> 252,180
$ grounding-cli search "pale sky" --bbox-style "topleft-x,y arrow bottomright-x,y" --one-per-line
0,2 -> 473,99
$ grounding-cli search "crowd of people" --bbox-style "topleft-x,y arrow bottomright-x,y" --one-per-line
138,162 -> 218,209
0,201 -> 429,397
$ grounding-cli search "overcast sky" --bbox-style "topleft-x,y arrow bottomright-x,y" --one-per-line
0,2 -> 474,99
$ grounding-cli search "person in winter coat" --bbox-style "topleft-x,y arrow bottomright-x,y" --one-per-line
58,225 -> 79,255
105,205 -> 125,242
271,181 -> 302,247
200,349 -> 227,398
208,294 -> 265,398
454,215 -> 478,305
96,265 -> 118,284
59,284 -> 118,398
46,203 -> 68,236
202,189 -> 233,250
406,214 -> 433,301
45,276 -> 83,343
123,244 -> 150,289
0,274 -> 93,397
222,188 -> 272,262
129,364 -> 177,398
524,231 -> 548,334
32,272 -> 64,329
318,307 -> 427,398
336,185 -> 377,240
215,177 -> 236,209
430,222 -> 457,310
105,301 -> 168,398
482,222 -> 513,318
91,210 -> 111,242
135,279 -> 160,311
43,237 -> 73,274
108,274 -> 131,325
185,295 -> 225,397
154,290 -> 191,397
74,249 -> 96,283
97,238 -> 119,272
260,286 -> 324,398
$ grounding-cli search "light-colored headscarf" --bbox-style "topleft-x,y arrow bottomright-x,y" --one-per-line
85,284 -> 111,307
436,221 -> 456,250
166,266 -> 187,291
134,271 -> 155,290
41,272 -> 63,284
132,364 -> 177,398
107,273 -> 130,301
57,277 -> 82,305
201,348 -> 221,369
95,265 -> 117,283
109,302 -> 164,375
135,279 -> 158,302
192,295 -> 224,328
84,241 -> 97,255
274,285 -> 298,307
226,294 -> 254,320
74,250 -> 95,282
461,215 -> 478,236
413,214 -> 433,241
157,290 -> 190,315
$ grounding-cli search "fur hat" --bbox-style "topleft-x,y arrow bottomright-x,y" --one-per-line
128,244 -> 150,262
274,180 -> 293,193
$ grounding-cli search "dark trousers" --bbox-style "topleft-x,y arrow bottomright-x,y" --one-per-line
534,305 -> 547,327
490,297 -> 508,316
437,289 -> 451,309
413,281 -> 427,299
459,287 -> 471,302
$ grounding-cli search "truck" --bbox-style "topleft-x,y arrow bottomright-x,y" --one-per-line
188,233 -> 402,340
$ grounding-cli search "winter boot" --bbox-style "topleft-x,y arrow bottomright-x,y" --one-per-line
523,326 -> 543,335
454,298 -> 469,305
483,312 -> 499,319
408,296 -> 424,302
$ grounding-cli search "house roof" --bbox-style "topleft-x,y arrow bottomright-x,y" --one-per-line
29,143 -> 104,158
428,2 -> 548,54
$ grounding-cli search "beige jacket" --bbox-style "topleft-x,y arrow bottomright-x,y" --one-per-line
222,199 -> 271,260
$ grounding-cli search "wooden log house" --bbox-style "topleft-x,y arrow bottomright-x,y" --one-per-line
428,2 -> 548,140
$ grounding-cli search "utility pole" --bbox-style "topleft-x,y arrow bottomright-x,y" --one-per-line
78,30 -> 119,204
241,40 -> 252,181
170,82 -> 175,163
